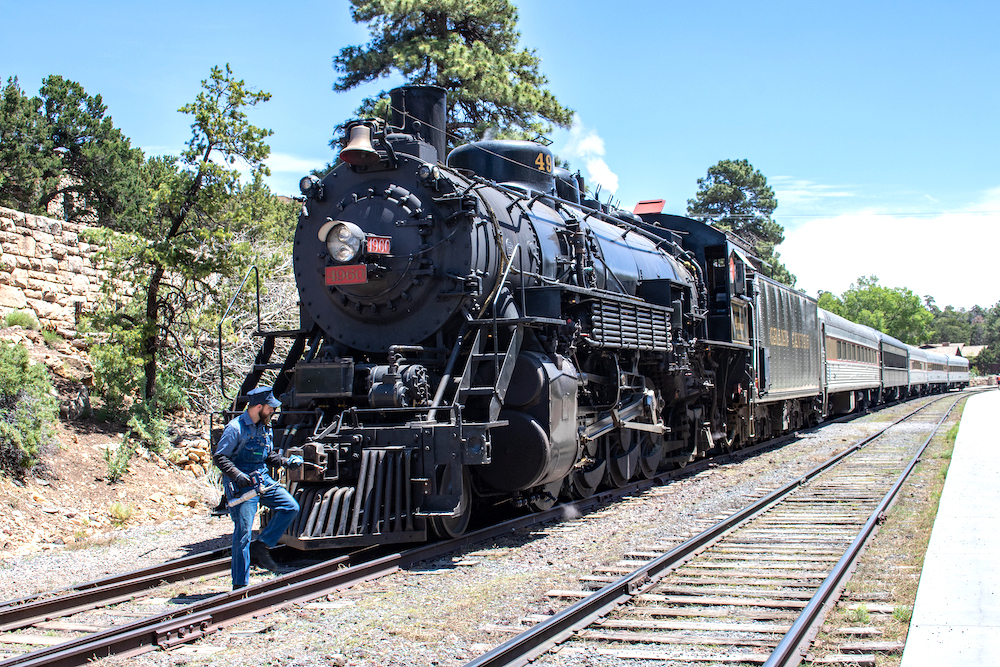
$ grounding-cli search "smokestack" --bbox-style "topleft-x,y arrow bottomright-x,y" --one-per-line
390,86 -> 447,163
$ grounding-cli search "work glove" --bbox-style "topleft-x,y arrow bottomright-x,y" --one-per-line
232,471 -> 254,488
286,455 -> 304,467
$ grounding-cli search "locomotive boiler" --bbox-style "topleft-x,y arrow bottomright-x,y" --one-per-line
231,85 -> 750,550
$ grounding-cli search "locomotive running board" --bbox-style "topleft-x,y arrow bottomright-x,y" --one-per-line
280,530 -> 428,550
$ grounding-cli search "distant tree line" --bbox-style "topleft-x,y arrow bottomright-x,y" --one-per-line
818,276 -> 1000,374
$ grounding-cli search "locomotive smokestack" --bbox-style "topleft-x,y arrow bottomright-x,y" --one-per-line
390,85 -> 447,164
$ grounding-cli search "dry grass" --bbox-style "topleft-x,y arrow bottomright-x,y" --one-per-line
808,398 -> 965,666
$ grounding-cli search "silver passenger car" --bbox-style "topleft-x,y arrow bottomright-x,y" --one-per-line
877,331 -> 909,401
907,345 -> 930,394
926,350 -> 949,388
947,355 -> 970,389
819,309 -> 881,413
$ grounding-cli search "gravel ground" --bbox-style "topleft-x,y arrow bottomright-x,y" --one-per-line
1,399 -> 939,667
0,515 -> 232,601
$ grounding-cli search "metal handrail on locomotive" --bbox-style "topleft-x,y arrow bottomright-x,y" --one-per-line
218,85 -> 969,550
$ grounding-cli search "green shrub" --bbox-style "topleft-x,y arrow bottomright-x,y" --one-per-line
893,605 -> 913,622
0,341 -> 57,477
4,311 -> 39,330
126,403 -> 169,453
846,605 -> 871,624
89,336 -> 145,421
103,438 -> 137,483
108,500 -> 134,526
101,392 -> 171,483
89,334 -> 188,422
41,329 -> 63,346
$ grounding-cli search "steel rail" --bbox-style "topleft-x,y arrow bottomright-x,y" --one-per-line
0,480 -> 648,667
0,550 -> 347,667
763,394 -> 962,667
463,395 -> 951,667
0,549 -> 232,632
0,547 -> 228,609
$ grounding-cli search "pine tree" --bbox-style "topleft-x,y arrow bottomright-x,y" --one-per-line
333,0 -> 573,148
0,75 -> 145,223
687,159 -> 795,286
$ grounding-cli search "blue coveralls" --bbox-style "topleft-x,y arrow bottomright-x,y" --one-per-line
215,412 -> 299,588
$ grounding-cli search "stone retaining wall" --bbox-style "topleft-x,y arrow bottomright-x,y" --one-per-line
0,206 -> 104,333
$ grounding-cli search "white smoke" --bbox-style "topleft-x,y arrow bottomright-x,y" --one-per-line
561,115 -> 619,194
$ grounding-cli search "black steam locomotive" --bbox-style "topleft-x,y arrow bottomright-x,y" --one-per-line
225,86 -> 888,550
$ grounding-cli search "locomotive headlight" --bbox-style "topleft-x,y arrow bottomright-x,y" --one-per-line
417,163 -> 441,184
333,242 -> 358,262
299,174 -> 324,201
325,221 -> 365,263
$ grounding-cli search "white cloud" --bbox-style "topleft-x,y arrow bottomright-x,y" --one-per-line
770,176 -> 855,208
781,188 -> 1000,309
140,144 -> 181,157
266,152 -> 328,174
559,115 -> 619,194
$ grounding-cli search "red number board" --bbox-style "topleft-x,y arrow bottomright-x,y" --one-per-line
367,236 -> 391,254
326,265 -> 368,285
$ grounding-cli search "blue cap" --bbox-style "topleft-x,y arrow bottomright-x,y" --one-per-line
247,386 -> 281,408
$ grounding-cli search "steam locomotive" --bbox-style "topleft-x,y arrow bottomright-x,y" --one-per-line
225,85 -> 967,550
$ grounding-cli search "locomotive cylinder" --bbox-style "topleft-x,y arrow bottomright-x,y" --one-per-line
476,352 -> 579,492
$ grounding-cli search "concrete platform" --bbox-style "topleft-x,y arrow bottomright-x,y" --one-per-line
900,389 -> 1000,667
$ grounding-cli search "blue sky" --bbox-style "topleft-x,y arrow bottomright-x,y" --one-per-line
2,1 -> 997,310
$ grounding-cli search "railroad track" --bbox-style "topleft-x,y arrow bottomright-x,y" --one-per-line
0,466 -> 690,666
0,547 -> 232,635
466,394 -> 962,667
0,393 -> 963,666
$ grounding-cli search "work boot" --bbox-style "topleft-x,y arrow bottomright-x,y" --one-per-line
210,497 -> 228,517
249,540 -> 280,572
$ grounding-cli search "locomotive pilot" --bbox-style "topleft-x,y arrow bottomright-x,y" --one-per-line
213,386 -> 301,589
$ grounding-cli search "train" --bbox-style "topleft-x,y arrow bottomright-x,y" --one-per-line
222,85 -> 969,550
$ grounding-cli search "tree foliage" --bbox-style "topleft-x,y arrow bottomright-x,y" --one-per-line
924,299 -> 972,345
817,276 -> 933,345
86,64 -> 277,408
972,302 -> 1000,373
968,305 -> 987,346
333,0 -> 573,148
686,159 -> 795,286
0,75 -> 146,223
0,341 -> 57,478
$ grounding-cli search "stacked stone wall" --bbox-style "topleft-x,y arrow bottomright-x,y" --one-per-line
0,206 -> 105,333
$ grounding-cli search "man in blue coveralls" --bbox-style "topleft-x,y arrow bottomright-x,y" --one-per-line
212,386 -> 301,589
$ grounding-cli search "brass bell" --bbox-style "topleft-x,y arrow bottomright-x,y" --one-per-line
339,123 -> 381,166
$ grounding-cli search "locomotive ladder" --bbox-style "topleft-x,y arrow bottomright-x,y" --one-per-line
429,243 -> 532,423
453,322 -> 524,422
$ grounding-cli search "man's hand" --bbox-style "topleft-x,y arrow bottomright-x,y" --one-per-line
286,455 -> 304,467
233,472 -> 253,488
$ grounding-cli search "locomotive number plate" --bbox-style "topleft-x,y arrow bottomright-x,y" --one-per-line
367,236 -> 391,254
326,265 -> 367,285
